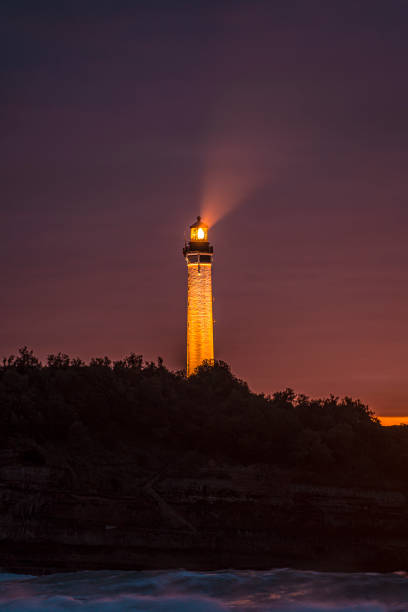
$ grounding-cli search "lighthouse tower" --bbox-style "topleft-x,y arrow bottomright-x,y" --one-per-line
183,216 -> 214,376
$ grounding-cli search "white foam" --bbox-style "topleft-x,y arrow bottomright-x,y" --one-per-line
0,568 -> 406,611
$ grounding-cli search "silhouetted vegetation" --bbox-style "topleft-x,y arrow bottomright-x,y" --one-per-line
2,347 -> 408,487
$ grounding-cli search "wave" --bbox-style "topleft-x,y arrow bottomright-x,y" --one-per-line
0,568 -> 407,611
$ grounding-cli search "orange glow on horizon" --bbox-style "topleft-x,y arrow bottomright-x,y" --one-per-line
378,416 -> 408,427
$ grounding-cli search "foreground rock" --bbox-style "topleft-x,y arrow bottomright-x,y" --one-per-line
1,448 -> 407,574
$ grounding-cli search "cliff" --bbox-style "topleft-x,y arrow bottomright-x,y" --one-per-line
1,446 -> 407,574
2,354 -> 408,573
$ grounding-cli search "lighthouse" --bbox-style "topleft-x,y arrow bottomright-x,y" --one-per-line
183,216 -> 214,376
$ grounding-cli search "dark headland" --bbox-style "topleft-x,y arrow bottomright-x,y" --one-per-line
2,347 -> 408,574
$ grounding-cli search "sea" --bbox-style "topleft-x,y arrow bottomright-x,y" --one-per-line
1,568 -> 408,611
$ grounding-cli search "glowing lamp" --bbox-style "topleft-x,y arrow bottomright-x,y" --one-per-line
190,216 -> 208,242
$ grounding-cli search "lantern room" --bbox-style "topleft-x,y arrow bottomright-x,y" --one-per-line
183,215 -> 213,260
190,216 -> 208,242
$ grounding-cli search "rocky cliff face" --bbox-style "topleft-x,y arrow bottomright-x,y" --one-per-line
1,447 -> 407,573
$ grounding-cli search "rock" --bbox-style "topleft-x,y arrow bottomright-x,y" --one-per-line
1,450 -> 408,573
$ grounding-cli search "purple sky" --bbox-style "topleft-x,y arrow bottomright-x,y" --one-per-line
2,1 -> 408,414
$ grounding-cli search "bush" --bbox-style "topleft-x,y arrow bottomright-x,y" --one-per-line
0,348 -> 404,486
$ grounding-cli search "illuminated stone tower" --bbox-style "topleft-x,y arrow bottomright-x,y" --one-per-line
183,216 -> 214,376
